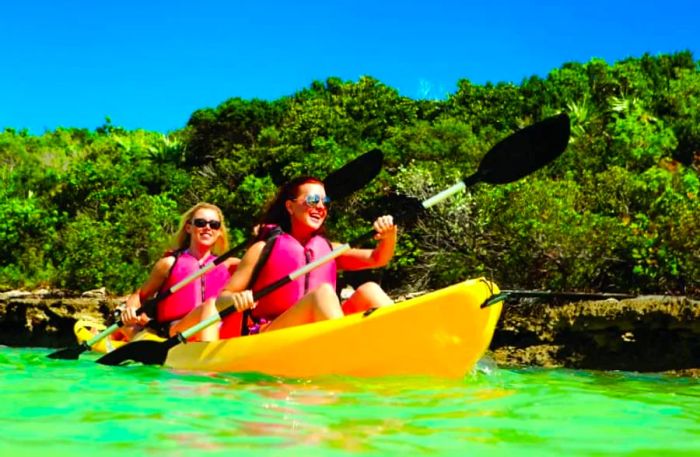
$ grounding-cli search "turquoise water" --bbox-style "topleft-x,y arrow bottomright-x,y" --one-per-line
1,347 -> 698,456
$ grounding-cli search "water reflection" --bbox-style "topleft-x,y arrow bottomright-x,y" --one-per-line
4,348 -> 699,456
179,370 -> 519,452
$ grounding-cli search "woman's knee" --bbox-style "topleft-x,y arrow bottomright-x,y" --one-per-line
355,281 -> 383,295
308,283 -> 342,318
310,283 -> 339,301
356,281 -> 393,307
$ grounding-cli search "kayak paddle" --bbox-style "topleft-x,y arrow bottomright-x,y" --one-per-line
47,148 -> 384,361
96,113 -> 570,367
420,112 -> 570,208
481,289 -> 635,308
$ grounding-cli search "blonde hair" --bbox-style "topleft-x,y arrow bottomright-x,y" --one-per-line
172,203 -> 230,255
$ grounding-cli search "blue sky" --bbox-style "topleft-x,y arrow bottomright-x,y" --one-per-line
1,0 -> 698,134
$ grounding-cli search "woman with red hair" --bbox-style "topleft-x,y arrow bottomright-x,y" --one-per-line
216,176 -> 397,336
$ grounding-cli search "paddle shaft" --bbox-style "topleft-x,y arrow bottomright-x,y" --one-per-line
481,290 -> 636,308
421,181 -> 467,209
501,290 -> 635,300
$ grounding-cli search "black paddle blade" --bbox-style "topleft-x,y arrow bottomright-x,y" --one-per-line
96,340 -> 176,366
466,113 -> 571,186
324,148 -> 383,200
47,343 -> 89,360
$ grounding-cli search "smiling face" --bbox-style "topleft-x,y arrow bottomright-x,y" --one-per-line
285,182 -> 329,233
185,207 -> 222,248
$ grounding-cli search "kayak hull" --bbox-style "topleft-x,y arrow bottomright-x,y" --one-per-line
165,278 -> 502,378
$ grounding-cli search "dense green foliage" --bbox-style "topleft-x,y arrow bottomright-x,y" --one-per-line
1,52 -> 698,295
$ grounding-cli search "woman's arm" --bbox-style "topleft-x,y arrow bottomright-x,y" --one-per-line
335,215 -> 397,271
223,256 -> 242,275
122,256 -> 175,325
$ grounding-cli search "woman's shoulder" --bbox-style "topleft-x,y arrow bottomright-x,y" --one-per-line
153,253 -> 179,271
247,240 -> 267,255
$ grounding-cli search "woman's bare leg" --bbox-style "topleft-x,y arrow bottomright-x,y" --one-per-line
341,281 -> 393,315
169,298 -> 220,341
264,283 -> 343,332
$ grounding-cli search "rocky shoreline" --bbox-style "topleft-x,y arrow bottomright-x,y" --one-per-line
1,289 -> 698,376
0,288 -> 120,348
489,294 -> 700,377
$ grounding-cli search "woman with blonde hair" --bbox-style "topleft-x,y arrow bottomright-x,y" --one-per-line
120,202 -> 240,340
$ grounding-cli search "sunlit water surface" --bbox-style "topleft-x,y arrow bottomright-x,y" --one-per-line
1,347 -> 698,456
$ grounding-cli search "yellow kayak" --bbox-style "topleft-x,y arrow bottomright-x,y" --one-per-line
74,320 -> 163,353
166,278 -> 502,378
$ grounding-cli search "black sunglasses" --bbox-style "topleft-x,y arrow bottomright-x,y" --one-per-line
191,218 -> 222,230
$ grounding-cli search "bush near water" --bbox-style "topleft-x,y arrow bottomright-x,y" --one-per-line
1,52 -> 698,297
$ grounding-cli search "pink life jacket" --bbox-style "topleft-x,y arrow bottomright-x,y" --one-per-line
156,251 -> 232,323
250,231 -> 337,321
